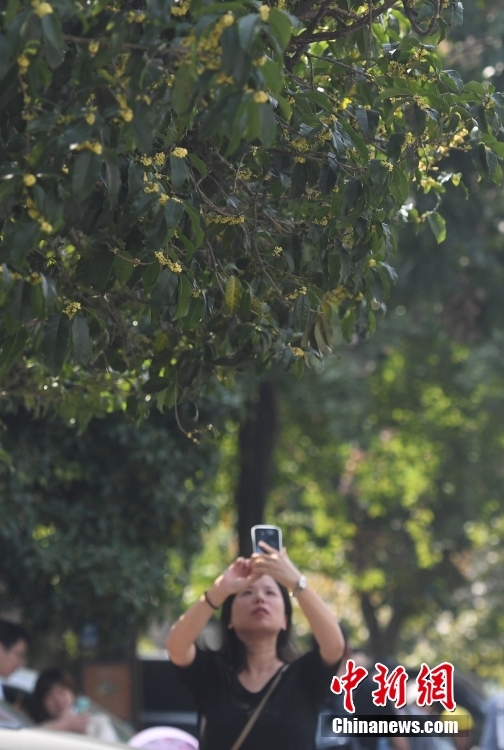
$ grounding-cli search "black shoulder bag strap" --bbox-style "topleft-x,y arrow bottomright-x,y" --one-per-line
229,664 -> 289,750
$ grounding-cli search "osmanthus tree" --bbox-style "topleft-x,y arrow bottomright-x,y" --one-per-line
0,0 -> 503,423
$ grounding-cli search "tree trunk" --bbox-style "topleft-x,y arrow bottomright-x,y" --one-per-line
236,380 -> 279,557
360,593 -> 407,659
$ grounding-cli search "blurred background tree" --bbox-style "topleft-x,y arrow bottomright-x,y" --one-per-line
186,0 -> 504,683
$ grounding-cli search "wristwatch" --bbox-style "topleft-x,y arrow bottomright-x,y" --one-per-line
291,574 -> 307,597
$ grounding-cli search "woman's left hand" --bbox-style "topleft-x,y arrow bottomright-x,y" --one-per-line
250,543 -> 301,592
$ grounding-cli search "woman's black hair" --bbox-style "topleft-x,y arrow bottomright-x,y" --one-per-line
219,580 -> 298,672
29,668 -> 77,723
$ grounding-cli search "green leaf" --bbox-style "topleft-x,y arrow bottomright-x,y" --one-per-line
260,104 -> 277,147
40,312 -> 70,375
427,212 -> 446,244
341,178 -> 363,216
170,155 -> 190,189
0,329 -> 28,378
188,153 -> 207,178
150,268 -> 178,307
104,151 -> 121,208
172,275 -> 193,320
172,64 -> 197,115
293,293 -> 310,331
114,251 -> 135,285
88,249 -> 114,292
291,161 -> 307,199
268,8 -> 292,49
341,309 -> 356,343
72,314 -> 92,365
164,198 -> 185,228
183,296 -> 204,330
238,14 -> 260,51
184,201 -> 205,249
5,221 -> 40,269
319,163 -> 337,195
225,275 -> 242,314
72,151 -> 102,202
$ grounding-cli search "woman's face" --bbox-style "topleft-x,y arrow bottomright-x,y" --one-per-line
42,683 -> 75,718
230,574 -> 287,637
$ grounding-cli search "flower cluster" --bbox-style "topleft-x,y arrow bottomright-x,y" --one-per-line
155,252 -> 183,273
171,0 -> 190,16
290,346 -> 305,357
64,302 -> 82,320
75,141 -> 103,155
172,147 -> 188,158
210,214 -> 245,225
116,94 -> 133,122
32,0 -> 53,18
26,197 -> 53,233
285,286 -> 307,300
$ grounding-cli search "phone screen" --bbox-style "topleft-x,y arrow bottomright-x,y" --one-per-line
252,526 -> 281,554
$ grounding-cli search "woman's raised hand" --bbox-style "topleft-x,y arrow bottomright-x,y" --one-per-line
249,544 -> 301,591
219,557 -> 259,596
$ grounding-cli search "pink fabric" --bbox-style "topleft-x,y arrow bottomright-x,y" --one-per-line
128,726 -> 198,749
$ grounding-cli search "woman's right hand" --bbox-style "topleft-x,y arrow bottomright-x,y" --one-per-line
214,557 -> 258,599
56,712 -> 90,734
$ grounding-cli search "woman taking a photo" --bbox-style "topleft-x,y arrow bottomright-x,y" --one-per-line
166,542 -> 345,750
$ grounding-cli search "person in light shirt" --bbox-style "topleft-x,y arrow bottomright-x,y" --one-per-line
0,620 -> 29,703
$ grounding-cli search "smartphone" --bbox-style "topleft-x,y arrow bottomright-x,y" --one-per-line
251,525 -> 282,554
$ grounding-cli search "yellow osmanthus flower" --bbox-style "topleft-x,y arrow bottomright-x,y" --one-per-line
32,0 -> 53,17
285,286 -> 307,301
290,346 -> 304,357
154,252 -> 183,273
140,156 -> 153,166
172,147 -> 188,158
210,214 -> 245,225
75,141 -> 103,155
171,1 -> 190,16
253,91 -> 269,104
89,41 -> 100,55
28,272 -> 42,285
221,12 -> 234,25
85,112 -> 96,125
273,246 -> 283,256
127,10 -> 146,22
154,153 -> 165,166
61,166 -> 69,174
158,194 -> 170,205
294,156 -> 306,163
215,72 -> 234,85
144,183 -> 159,194
64,302 -> 82,320
369,259 -> 377,267
259,5 -> 270,21
325,286 -> 347,306
17,55 -> 30,71
23,174 -> 37,187
291,137 -> 308,152
253,55 -> 268,67
192,289 -> 203,298
40,221 -> 53,234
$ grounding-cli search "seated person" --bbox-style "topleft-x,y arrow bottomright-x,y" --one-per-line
30,668 -> 119,742
0,620 -> 29,706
